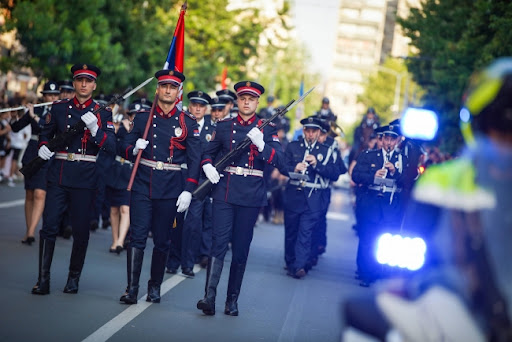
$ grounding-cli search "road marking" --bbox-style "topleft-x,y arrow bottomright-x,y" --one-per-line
0,199 -> 24,209
326,211 -> 349,221
82,265 -> 202,342
277,281 -> 307,342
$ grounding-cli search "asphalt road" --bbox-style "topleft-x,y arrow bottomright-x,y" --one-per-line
0,182 -> 368,342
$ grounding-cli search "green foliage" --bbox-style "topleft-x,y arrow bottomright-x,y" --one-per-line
397,0 -> 512,154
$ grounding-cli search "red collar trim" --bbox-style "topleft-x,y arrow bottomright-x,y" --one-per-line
236,114 -> 256,126
73,97 -> 93,109
156,105 -> 178,118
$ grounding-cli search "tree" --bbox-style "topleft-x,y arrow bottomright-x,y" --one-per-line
397,0 -> 512,154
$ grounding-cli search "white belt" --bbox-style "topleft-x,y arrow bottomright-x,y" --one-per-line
224,166 -> 263,178
30,134 -> 39,141
115,155 -> 133,166
140,158 -> 183,171
368,185 -> 402,193
289,180 -> 327,189
55,152 -> 97,162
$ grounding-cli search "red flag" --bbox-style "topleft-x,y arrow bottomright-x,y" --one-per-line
163,2 -> 187,108
221,67 -> 228,90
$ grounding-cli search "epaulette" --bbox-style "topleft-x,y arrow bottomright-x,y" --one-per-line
52,98 -> 71,105
218,116 -> 235,123
183,110 -> 196,120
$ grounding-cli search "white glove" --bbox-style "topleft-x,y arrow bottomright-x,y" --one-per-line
132,138 -> 149,155
247,127 -> 265,152
176,191 -> 192,213
38,145 -> 54,160
202,163 -> 220,184
81,111 -> 98,137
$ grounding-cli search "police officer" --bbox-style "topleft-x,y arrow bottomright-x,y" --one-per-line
197,81 -> 283,316
11,81 -> 60,245
282,116 -> 344,278
167,90 -> 213,277
351,123 -> 408,286
118,69 -> 200,305
58,80 -> 75,100
216,89 -> 237,118
210,97 -> 229,122
32,64 -> 116,295
309,118 -> 347,267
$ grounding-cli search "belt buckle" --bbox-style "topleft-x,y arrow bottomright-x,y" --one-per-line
156,161 -> 164,170
120,157 -> 125,164
235,166 -> 244,175
67,153 -> 75,161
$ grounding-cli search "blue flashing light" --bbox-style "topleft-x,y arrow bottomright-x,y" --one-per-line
375,233 -> 426,271
459,107 -> 471,123
401,108 -> 439,141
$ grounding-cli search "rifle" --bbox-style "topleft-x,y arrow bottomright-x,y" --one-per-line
19,77 -> 154,179
193,87 -> 314,201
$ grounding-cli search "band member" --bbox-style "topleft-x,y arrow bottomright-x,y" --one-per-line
32,64 -> 116,295
118,70 -> 200,305
197,81 -> 283,316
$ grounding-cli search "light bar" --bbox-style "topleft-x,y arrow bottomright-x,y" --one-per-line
401,108 -> 439,141
375,233 -> 426,271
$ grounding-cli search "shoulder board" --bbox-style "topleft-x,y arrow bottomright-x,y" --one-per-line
218,117 -> 235,123
183,110 -> 196,120
413,158 -> 495,211
52,98 -> 71,105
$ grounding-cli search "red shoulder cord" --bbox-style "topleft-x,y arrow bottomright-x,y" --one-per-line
81,104 -> 102,156
169,112 -> 187,163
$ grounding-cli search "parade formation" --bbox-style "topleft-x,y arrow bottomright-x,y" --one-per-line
1,1 -> 511,341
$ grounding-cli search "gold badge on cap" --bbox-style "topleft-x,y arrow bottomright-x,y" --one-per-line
169,71 -> 174,76
246,81 -> 251,87
317,154 -> 324,162
206,134 -> 212,142
174,127 -> 183,137
83,64 -> 88,69
308,118 -> 313,122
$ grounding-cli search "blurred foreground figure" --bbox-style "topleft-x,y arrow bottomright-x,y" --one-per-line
342,58 -> 512,341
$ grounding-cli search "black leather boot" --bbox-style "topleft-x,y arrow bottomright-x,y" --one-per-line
120,247 -> 144,304
146,249 -> 167,303
197,257 -> 223,315
63,241 -> 88,293
224,263 -> 246,316
32,238 -> 56,295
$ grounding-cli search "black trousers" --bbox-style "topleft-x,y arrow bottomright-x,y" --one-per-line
41,183 -> 95,243
210,200 -> 259,264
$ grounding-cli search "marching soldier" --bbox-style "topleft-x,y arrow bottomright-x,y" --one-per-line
282,116 -> 344,279
197,81 -> 283,316
351,123 -> 409,286
167,90 -> 213,277
11,81 -> 60,245
31,64 -> 116,295
118,70 -> 200,305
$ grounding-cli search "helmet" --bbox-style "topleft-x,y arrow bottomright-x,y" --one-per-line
460,57 -> 512,145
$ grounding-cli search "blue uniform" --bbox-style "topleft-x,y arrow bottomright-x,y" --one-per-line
39,97 -> 116,243
310,136 -> 347,264
352,148 -> 408,282
282,137 -> 343,275
120,105 -> 200,288
202,114 -> 283,263
11,105 -> 51,190
168,115 -> 216,272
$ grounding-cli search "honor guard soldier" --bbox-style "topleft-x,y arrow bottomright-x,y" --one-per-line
167,90 -> 213,277
197,81 -> 284,316
118,70 -> 200,305
282,116 -> 344,279
351,123 -> 408,286
216,89 -> 237,118
11,81 -> 60,245
31,64 -> 116,295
